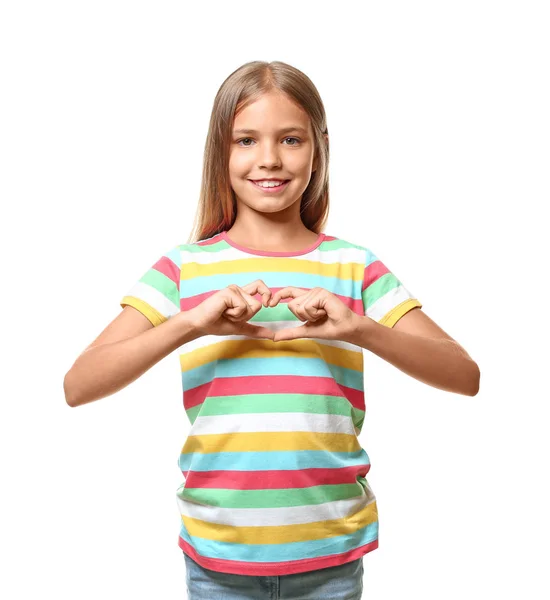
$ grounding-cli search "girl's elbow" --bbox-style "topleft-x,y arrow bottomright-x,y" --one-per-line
63,371 -> 79,407
468,362 -> 481,396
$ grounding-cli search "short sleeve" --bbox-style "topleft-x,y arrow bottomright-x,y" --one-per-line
361,248 -> 422,328
120,245 -> 182,326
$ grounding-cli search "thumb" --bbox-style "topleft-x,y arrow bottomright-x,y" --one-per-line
274,325 -> 309,341
237,322 -> 274,340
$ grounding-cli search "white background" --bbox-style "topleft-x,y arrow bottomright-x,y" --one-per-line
1,1 -> 548,598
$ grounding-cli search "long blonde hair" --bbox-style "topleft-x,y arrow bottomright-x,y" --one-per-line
186,60 -> 330,244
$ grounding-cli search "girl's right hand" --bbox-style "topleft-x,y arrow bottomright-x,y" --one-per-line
188,280 -> 275,340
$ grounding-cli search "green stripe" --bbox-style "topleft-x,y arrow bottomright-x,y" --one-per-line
185,393 -> 365,430
178,482 -> 364,509
249,303 -> 302,322
362,271 -> 401,309
141,268 -> 179,306
318,238 -> 366,252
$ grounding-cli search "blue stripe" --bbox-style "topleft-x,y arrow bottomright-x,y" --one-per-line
184,271 -> 363,299
178,449 -> 371,472
364,249 -> 380,267
182,357 -> 364,392
164,246 -> 182,267
178,520 -> 378,563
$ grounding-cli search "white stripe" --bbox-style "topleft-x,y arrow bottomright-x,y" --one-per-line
124,281 -> 179,319
367,283 -> 417,323
176,491 -> 376,526
189,411 -> 357,436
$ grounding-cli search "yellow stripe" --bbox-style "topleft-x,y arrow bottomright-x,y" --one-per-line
120,296 -> 166,327
180,258 -> 363,281
181,431 -> 362,454
179,338 -> 363,373
380,299 -> 423,328
182,499 -> 378,544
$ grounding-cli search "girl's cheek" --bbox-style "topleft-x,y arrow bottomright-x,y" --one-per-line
230,156 -> 250,172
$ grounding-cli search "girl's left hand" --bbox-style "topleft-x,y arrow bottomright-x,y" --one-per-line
268,286 -> 360,342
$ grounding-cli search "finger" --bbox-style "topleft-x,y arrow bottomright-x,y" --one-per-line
225,285 -> 261,319
223,286 -> 250,318
241,280 -> 273,307
299,290 -> 327,322
274,324 -> 311,342
237,286 -> 263,315
269,286 -> 309,307
238,322 -> 275,340
302,306 -> 327,322
288,288 -> 319,321
224,313 -> 243,322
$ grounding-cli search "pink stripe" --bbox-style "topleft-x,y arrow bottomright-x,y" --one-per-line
196,232 -> 225,247
178,538 -> 378,576
180,288 -> 218,311
181,287 -> 364,314
181,464 -> 371,490
362,259 -> 389,292
184,375 -> 364,412
153,255 -> 181,290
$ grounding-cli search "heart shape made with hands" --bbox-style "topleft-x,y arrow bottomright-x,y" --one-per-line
233,282 -> 316,314
262,286 -> 328,320
243,284 -> 359,342
261,288 -> 312,310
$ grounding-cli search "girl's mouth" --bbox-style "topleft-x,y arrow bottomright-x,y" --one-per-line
249,180 -> 291,193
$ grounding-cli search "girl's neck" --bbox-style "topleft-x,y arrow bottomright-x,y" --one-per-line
224,226 -> 319,253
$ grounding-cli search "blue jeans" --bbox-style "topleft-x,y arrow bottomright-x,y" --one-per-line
183,552 -> 364,599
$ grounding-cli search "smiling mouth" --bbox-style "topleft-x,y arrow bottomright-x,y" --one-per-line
249,179 -> 291,192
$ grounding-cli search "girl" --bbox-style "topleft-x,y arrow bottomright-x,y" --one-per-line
64,60 -> 480,600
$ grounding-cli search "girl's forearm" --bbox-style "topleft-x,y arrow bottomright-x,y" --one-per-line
346,316 -> 480,396
64,312 -> 200,408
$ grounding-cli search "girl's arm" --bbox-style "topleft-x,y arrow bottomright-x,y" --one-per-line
346,308 -> 480,396
63,307 -> 200,408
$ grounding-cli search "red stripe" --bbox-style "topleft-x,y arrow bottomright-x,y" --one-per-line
184,375 -> 365,412
362,259 -> 389,292
153,255 -> 181,291
181,287 -> 364,314
196,232 -> 225,247
178,538 -> 378,576
181,464 -> 371,489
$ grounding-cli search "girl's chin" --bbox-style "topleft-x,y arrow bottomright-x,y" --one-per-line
237,197 -> 297,213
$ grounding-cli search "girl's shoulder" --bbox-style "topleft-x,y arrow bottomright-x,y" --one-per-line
321,233 -> 371,254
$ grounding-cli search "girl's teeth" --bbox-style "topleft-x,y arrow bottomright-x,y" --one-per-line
255,180 -> 285,188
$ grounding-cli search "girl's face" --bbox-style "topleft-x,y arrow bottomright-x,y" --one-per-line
229,90 -> 318,216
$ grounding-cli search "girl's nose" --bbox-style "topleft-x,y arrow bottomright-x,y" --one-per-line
257,143 -> 282,168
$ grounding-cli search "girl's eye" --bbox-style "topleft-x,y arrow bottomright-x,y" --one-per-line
236,137 -> 301,147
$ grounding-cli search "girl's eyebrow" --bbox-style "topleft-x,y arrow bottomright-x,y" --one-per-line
233,126 -> 308,135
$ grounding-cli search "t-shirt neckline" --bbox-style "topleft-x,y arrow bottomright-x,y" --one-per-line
220,230 -> 326,257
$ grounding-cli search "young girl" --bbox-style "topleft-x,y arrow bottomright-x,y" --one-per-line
64,60 -> 480,600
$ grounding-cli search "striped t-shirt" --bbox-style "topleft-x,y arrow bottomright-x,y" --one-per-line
120,230 -> 422,576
